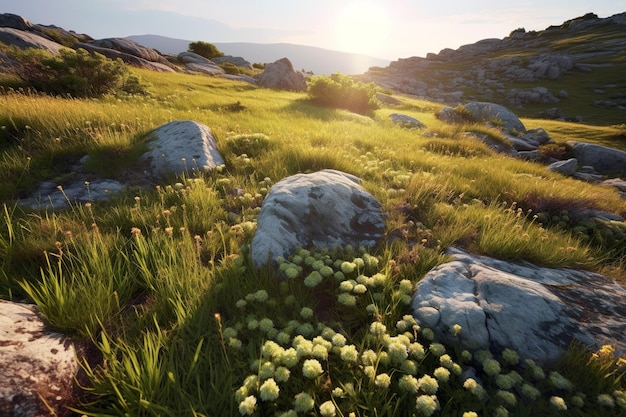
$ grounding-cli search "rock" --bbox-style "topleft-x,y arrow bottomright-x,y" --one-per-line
19,179 -> 125,210
141,120 -> 225,178
255,58 -> 307,92
411,248 -> 626,364
90,38 -> 174,68
185,62 -> 225,75
376,93 -> 403,105
0,300 -> 78,417
74,42 -> 175,72
212,55 -> 253,70
177,52 -> 225,75
0,50 -> 20,72
548,158 -> 578,175
251,170 -> 385,266
389,113 -> 426,129
0,27 -> 64,55
463,102 -> 526,133
221,74 -> 257,85
0,13 -> 34,31
436,107 -> 463,124
178,51 -> 212,65
602,178 -> 626,195
568,141 -> 626,174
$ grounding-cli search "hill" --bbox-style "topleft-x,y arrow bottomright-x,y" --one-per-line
358,12 -> 626,125
127,34 -> 391,75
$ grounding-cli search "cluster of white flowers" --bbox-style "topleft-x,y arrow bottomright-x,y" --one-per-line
230,245 -> 626,417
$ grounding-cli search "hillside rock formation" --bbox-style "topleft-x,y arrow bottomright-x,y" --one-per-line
359,12 -> 626,120
251,170 -> 385,266
74,40 -> 176,72
0,27 -> 65,55
412,248 -> 626,364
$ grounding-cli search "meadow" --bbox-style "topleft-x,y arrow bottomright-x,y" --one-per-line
1,68 -> 625,416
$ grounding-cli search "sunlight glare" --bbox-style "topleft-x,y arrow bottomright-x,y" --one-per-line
333,1 -> 391,57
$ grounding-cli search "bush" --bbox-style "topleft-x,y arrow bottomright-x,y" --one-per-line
188,41 -> 224,60
17,48 -> 134,97
307,72 -> 380,115
219,62 -> 240,75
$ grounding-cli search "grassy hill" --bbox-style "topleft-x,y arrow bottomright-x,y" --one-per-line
1,68 -> 625,416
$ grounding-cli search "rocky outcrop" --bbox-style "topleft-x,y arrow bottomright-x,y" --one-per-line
251,170 -> 385,266
74,42 -> 175,72
90,38 -> 175,69
0,300 -> 78,417
0,13 -> 33,31
359,12 -> 626,113
141,120 -> 225,178
255,58 -> 306,92
178,51 -> 225,75
212,55 -> 253,70
0,27 -> 64,55
411,248 -> 626,364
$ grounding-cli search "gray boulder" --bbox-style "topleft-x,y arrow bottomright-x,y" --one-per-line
548,158 -> 578,175
463,102 -> 526,133
411,248 -> 626,364
568,141 -> 626,174
255,58 -> 306,92
252,170 -> 385,266
212,55 -> 253,70
0,300 -> 78,417
74,42 -> 175,72
0,13 -> 33,31
178,52 -> 225,75
19,179 -> 125,210
141,120 -> 225,178
0,27 -> 64,55
389,113 -> 426,129
91,38 -> 174,68
185,62 -> 225,75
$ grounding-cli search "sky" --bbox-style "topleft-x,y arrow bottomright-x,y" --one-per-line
1,0 -> 624,60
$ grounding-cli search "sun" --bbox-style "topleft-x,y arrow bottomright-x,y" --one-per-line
333,1 -> 391,57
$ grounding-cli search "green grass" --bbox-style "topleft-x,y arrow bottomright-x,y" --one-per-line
1,68 -> 625,416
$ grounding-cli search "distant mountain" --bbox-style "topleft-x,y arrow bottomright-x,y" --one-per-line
126,34 -> 391,75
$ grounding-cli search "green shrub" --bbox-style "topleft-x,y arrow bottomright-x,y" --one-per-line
18,48 -> 131,97
220,62 -> 241,75
307,72 -> 380,115
188,41 -> 224,60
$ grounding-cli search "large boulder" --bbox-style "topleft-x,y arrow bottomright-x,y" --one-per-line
177,52 -> 225,75
74,42 -> 175,72
463,102 -> 526,133
212,55 -> 253,70
255,58 -> 306,92
0,27 -> 64,55
0,13 -> 33,31
140,120 -> 225,178
411,248 -> 626,364
90,38 -> 173,67
0,300 -> 78,417
568,141 -> 626,174
252,170 -> 385,266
